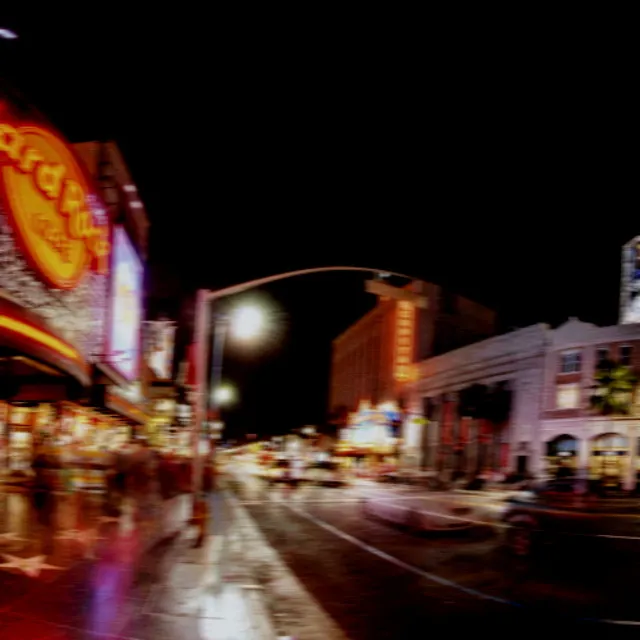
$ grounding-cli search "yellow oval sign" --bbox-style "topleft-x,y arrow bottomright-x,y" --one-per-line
0,123 -> 110,289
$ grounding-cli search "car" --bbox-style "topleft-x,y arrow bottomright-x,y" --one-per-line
304,460 -> 345,486
264,458 -> 291,483
502,477 -> 640,558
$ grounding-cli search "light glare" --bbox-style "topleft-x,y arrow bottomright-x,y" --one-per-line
231,305 -> 264,340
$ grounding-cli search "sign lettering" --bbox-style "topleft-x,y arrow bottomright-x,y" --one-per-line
0,123 -> 110,289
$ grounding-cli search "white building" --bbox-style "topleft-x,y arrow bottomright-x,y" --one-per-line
541,317 -> 640,489
403,317 -> 640,487
403,324 -> 547,479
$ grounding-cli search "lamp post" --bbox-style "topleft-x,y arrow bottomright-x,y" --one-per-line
196,305 -> 264,495
191,266 -> 420,500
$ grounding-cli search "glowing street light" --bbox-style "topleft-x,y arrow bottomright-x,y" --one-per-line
230,304 -> 264,341
212,385 -> 236,406
0,29 -> 18,40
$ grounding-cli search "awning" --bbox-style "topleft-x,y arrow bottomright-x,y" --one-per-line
0,295 -> 90,387
91,385 -> 148,425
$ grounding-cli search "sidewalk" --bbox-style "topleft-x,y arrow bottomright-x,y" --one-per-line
0,486 -> 275,639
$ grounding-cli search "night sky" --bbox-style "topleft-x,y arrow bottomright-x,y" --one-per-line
0,15 -> 636,439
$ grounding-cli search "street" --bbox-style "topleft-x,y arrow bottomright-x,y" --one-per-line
229,463 -> 640,638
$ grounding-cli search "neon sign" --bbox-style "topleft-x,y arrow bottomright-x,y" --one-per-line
0,123 -> 110,289
394,300 -> 415,382
0,314 -> 81,362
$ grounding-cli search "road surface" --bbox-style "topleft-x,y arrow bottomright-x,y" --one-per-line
229,464 -> 640,638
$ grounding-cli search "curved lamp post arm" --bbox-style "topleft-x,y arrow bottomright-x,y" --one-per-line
191,265 -> 419,496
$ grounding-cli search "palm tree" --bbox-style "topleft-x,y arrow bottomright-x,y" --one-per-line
590,359 -> 638,416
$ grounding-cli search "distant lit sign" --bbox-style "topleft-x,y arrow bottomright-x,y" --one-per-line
394,300 -> 415,382
621,239 -> 640,323
107,227 -> 143,380
0,123 -> 110,289
144,320 -> 176,380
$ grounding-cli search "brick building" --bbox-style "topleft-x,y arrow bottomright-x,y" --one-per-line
329,281 -> 496,417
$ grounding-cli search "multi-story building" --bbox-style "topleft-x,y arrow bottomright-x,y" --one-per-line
402,315 -> 640,488
403,324 -> 547,478
329,281 -> 496,417
540,317 -> 640,489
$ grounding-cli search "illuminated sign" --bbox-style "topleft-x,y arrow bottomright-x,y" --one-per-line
107,226 -> 143,381
394,300 -> 415,382
144,320 -> 176,380
0,123 -> 110,289
620,236 -> 640,324
0,313 -> 81,363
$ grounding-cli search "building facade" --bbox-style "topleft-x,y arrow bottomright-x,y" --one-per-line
401,315 -> 640,487
540,317 -> 640,489
0,84 -> 149,483
403,324 -> 547,478
329,281 -> 496,417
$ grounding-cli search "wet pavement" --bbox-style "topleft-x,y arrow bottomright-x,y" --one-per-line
229,468 -> 640,638
0,488 -> 267,639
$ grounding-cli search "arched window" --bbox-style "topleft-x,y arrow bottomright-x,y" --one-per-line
546,434 -> 578,458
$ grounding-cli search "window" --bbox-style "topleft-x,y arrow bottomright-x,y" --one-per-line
556,383 -> 581,409
620,345 -> 633,367
560,351 -> 581,374
596,348 -> 609,367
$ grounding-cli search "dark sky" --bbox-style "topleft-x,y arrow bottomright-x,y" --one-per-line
1,14 -> 636,439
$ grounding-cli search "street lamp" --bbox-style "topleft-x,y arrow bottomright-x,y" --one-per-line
211,384 -> 236,406
230,305 -> 263,341
191,267 -> 420,504
208,304 -> 265,417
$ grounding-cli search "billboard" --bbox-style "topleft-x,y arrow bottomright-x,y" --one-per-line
107,226 -> 143,380
144,320 -> 176,380
620,237 -> 640,324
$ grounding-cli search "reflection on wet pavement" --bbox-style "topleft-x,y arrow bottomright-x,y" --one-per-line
0,488 -> 260,639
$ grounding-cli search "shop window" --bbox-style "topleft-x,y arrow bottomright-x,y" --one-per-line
556,383 -> 581,409
560,351 -> 581,374
619,345 -> 633,367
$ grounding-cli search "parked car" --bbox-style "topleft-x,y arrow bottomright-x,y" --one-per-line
304,461 -> 345,486
502,477 -> 640,558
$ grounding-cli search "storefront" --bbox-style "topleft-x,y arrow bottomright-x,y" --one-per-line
590,433 -> 630,487
0,89 -> 118,482
546,434 -> 579,477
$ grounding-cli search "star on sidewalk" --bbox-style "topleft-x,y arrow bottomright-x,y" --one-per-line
0,532 -> 27,544
0,554 -> 64,578
55,528 -> 105,545
55,529 -> 105,558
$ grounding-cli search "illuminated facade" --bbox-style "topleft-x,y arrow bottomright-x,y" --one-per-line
329,281 -> 496,418
0,84 -> 149,481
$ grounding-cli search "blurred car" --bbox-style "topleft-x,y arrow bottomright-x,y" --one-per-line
502,477 -> 640,557
304,460 -> 345,486
264,458 -> 291,483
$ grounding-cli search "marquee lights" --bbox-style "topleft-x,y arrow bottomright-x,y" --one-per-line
394,300 -> 415,382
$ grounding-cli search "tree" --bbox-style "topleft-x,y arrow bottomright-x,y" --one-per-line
590,359 -> 638,416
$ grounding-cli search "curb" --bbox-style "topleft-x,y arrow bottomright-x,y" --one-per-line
222,490 -> 278,640
226,489 -> 349,640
